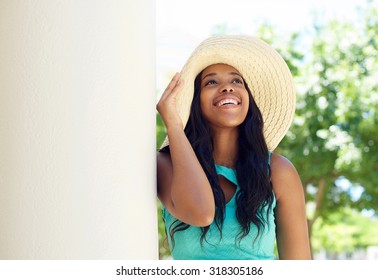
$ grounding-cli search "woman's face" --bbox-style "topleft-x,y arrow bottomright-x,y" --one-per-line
199,63 -> 249,129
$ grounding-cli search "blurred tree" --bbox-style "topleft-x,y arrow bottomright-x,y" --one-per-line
156,112 -> 166,149
273,1 -> 378,256
311,208 -> 378,258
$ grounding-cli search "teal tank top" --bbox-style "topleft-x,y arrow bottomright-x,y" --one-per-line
162,155 -> 277,260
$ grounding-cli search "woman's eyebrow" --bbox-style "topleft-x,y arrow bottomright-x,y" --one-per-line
202,73 -> 217,80
202,72 -> 242,80
229,72 -> 242,77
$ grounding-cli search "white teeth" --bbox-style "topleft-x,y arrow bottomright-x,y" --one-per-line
216,98 -> 238,107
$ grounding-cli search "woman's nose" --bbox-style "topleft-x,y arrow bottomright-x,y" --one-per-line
221,84 -> 234,93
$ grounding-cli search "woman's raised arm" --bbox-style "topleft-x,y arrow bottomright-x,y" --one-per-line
156,73 -> 215,227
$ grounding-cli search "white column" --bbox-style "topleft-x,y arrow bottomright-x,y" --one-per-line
0,0 -> 157,259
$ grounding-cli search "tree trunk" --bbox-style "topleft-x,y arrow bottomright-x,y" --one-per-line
307,178 -> 327,259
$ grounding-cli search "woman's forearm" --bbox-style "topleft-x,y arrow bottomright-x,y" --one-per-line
165,124 -> 215,225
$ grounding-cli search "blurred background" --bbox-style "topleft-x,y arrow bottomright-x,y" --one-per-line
155,0 -> 378,260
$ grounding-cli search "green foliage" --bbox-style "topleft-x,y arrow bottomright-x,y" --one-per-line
312,208 -> 378,255
156,113 -> 166,149
274,1 -> 378,256
276,2 -> 378,214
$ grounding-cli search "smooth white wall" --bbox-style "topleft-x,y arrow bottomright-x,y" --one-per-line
0,0 -> 157,259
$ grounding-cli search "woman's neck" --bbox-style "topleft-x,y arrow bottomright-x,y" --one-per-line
211,128 -> 238,168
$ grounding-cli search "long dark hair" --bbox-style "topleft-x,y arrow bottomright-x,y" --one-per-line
160,69 -> 274,248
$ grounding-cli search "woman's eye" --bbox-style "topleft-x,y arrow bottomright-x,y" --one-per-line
205,80 -> 217,86
232,78 -> 243,84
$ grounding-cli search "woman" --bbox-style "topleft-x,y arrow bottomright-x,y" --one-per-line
156,35 -> 311,260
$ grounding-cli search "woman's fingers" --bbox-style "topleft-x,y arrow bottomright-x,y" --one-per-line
160,72 -> 181,101
171,76 -> 184,96
157,72 -> 183,112
156,72 -> 185,129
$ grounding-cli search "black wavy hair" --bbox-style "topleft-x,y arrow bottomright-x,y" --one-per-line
160,69 -> 274,249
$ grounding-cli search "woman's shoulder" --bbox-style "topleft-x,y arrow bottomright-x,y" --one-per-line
269,152 -> 303,201
270,152 -> 296,171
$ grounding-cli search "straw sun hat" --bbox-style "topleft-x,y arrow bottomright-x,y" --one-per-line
160,35 -> 296,151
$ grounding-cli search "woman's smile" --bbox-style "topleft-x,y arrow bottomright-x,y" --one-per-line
213,94 -> 241,108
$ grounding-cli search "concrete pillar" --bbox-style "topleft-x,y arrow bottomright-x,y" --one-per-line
0,0 -> 157,259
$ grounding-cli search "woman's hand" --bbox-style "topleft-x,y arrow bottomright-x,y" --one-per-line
156,72 -> 185,130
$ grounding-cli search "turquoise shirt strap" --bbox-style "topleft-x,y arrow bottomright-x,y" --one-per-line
214,164 -> 238,185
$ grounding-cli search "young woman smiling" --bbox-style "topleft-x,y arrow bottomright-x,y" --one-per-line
156,35 -> 311,260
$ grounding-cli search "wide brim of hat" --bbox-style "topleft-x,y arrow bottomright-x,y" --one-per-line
160,35 -> 296,151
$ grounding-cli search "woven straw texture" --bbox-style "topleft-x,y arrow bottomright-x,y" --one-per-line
160,35 -> 296,151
